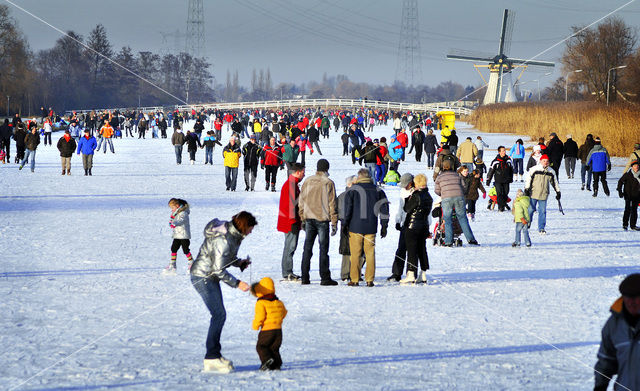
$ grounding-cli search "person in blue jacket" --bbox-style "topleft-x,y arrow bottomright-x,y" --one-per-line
508,138 -> 526,182
76,128 -> 97,176
388,134 -> 404,171
586,137 -> 611,197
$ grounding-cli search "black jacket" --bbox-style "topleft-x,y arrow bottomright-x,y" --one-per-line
344,179 -> 389,235
487,154 -> 514,184
403,189 -> 433,231
563,138 -> 578,158
242,141 -> 262,166
0,120 -> 11,141
424,134 -> 439,153
617,171 -> 640,198
307,126 -> 319,142
186,133 -> 202,151
546,137 -> 564,167
231,121 -> 243,134
57,136 -> 77,157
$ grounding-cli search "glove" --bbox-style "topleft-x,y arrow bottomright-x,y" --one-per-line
619,190 -> 624,199
395,223 -> 402,231
380,225 -> 387,238
169,223 -> 175,229
486,181 -> 491,187
331,224 -> 337,236
482,193 -> 486,199
524,188 -> 531,197
280,165 -> 284,170
555,192 -> 561,200
301,221 -> 306,231
607,164 -> 611,171
310,149 -> 314,155
261,163 -> 265,169
238,258 -> 251,272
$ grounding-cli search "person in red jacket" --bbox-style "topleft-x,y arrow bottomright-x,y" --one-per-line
277,163 -> 305,280
396,129 -> 409,162
261,137 -> 283,192
213,117 -> 223,140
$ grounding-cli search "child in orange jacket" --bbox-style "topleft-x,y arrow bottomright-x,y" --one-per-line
251,277 -> 287,370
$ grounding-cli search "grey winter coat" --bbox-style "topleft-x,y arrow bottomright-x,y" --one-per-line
171,205 -> 191,239
190,219 -> 246,287
434,171 -> 466,199
524,164 -> 560,201
594,297 -> 640,391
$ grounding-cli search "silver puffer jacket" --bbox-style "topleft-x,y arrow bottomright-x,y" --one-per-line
171,205 -> 191,239
190,219 -> 245,287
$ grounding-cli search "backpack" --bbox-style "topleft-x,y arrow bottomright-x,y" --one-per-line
442,153 -> 455,168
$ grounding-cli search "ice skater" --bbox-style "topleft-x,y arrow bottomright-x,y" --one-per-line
165,198 -> 194,274
251,277 -> 287,370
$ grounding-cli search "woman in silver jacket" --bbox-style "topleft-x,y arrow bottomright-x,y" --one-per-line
190,211 -> 256,373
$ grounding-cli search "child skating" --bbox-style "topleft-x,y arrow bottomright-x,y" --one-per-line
165,198 -> 194,274
251,277 -> 287,371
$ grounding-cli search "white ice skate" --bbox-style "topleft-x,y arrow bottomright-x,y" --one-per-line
203,358 -> 234,373
162,264 -> 177,276
400,271 -> 416,285
418,271 -> 428,284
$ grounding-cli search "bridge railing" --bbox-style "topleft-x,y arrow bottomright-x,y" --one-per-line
66,99 -> 476,117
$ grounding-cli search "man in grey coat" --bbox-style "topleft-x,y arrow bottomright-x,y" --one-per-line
434,159 -> 479,246
594,273 -> 640,391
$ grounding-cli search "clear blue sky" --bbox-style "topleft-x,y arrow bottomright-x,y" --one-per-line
7,0 -> 640,90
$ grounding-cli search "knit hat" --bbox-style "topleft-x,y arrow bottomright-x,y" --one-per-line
540,154 -> 549,161
619,273 -> 640,297
595,137 -> 601,144
317,158 -> 330,172
373,138 -> 379,143
533,145 -> 541,153
249,134 -> 256,139
566,134 -> 572,139
632,160 -> 640,167
399,173 -> 414,188
549,132 -> 557,137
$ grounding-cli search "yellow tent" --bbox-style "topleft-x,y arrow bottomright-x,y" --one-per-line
436,110 -> 456,131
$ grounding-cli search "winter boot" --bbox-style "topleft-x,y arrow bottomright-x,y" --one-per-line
581,183 -> 585,191
592,190 -> 598,197
260,358 -> 275,371
67,169 -> 71,176
271,184 -> 276,192
265,183 -> 269,191
203,358 -> 234,373
62,169 -> 65,175
84,169 -> 88,176
89,168 -> 92,176
400,271 -> 416,284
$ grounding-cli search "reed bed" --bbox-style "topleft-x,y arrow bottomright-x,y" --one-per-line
468,102 -> 640,156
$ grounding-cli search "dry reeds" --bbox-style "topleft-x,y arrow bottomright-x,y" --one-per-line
468,102 -> 640,156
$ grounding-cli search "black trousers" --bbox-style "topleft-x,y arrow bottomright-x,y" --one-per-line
44,133 -> 52,145
623,196 -> 639,228
593,172 -> 610,195
265,165 -> 278,185
391,227 -> 407,277
495,182 -> 510,211
466,199 -> 476,214
405,229 -> 429,273
414,144 -> 423,162
171,239 -> 190,254
2,138 -> 10,158
256,329 -> 282,369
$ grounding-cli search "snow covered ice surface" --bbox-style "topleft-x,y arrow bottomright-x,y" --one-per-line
1,120 -> 639,391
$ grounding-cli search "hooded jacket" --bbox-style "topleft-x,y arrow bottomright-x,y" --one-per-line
513,195 -> 530,223
594,297 -> 640,391
190,219 -> 246,287
251,277 -> 287,331
587,144 -> 611,173
170,204 -> 191,239
57,134 -> 77,157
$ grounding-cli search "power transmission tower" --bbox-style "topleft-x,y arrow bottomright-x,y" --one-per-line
395,0 -> 422,86
186,0 -> 205,58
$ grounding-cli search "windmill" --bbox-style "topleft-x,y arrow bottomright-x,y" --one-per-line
447,9 -> 555,105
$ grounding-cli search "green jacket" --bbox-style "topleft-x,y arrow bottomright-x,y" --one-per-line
384,169 -> 401,184
282,143 -> 299,163
513,195 -> 530,223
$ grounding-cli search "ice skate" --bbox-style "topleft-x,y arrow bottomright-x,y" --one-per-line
400,271 -> 416,284
203,358 -> 234,373
162,263 -> 177,275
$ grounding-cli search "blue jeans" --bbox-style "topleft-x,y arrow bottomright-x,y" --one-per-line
191,276 -> 226,359
528,198 -> 547,231
580,163 -> 592,187
514,222 -> 531,245
301,219 -> 331,282
281,225 -> 299,277
462,162 -> 474,172
426,152 -> 435,167
152,127 -> 158,138
441,196 -> 476,244
20,149 -> 36,171
513,158 -> 524,175
375,164 -> 387,184
205,147 -> 213,164
225,166 -> 238,190
102,138 -> 114,153
365,162 -> 376,181
174,145 -> 183,164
